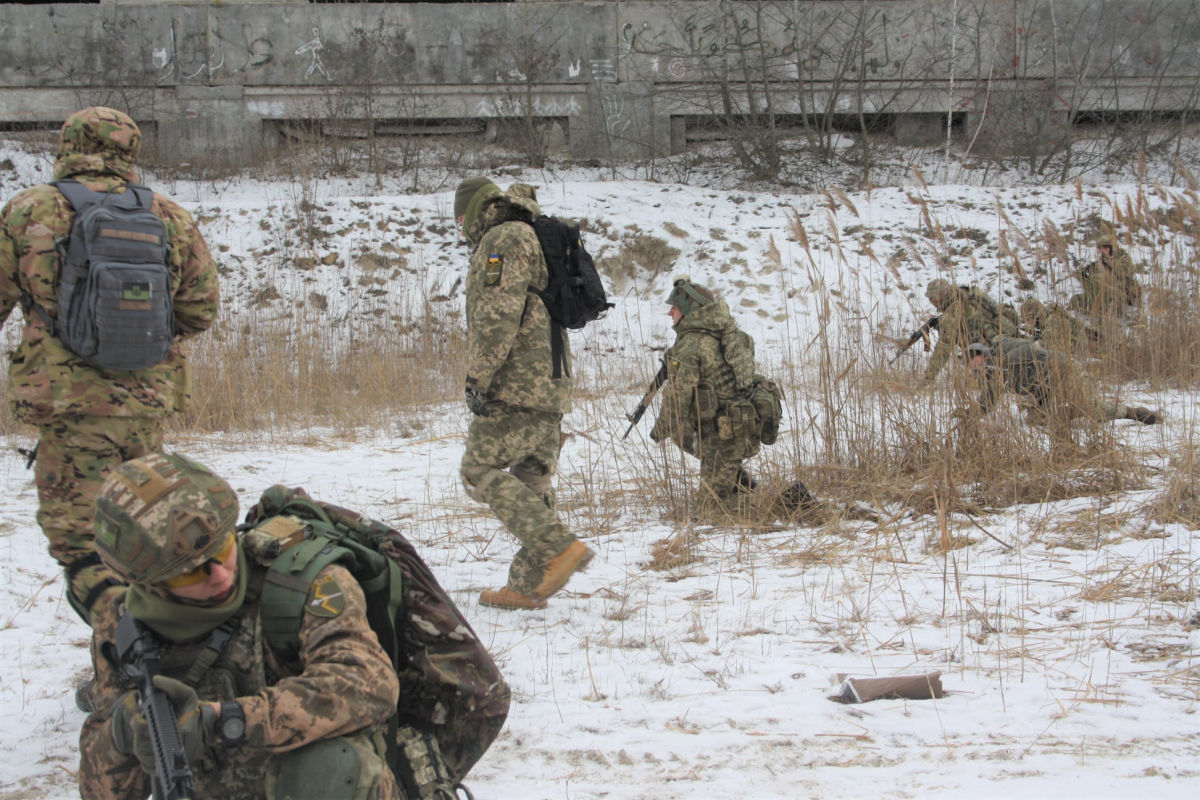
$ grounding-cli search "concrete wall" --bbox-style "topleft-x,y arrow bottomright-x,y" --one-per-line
1,1 -> 1197,161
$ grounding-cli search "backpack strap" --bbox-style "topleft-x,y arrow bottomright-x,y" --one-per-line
524,217 -> 570,381
259,532 -> 354,667
52,178 -> 153,211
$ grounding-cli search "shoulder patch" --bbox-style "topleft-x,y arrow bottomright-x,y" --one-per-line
304,572 -> 346,619
484,253 -> 503,286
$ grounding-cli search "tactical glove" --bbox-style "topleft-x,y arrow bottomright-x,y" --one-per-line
464,387 -> 492,417
111,677 -> 217,771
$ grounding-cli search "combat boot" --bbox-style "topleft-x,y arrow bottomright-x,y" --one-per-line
780,480 -> 817,513
479,587 -> 547,610
735,467 -> 759,493
531,540 -> 594,600
1123,406 -> 1161,425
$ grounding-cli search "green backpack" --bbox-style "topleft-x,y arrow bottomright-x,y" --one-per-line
240,486 -> 509,798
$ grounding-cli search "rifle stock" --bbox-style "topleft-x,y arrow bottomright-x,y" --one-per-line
115,614 -> 196,800
623,359 -> 670,439
890,315 -> 941,364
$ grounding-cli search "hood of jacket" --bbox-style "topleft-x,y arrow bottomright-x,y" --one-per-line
674,298 -> 737,338
52,106 -> 141,183
464,184 -> 541,247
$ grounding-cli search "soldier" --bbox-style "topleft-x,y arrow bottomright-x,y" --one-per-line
649,278 -> 809,515
0,107 -> 219,627
1069,234 -> 1142,319
1019,297 -> 1097,353
454,177 -> 593,611
77,452 -> 409,800
962,338 -> 1160,439
922,279 -> 1019,385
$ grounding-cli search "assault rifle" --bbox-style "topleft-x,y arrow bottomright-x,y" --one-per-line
623,358 -> 670,439
890,315 -> 941,364
114,614 -> 196,800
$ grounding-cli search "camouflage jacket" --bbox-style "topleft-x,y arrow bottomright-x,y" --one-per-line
651,299 -> 752,441
1026,302 -> 1094,349
977,336 -> 1103,421
464,187 -> 571,414
1080,248 -> 1141,312
0,141 -> 219,423
78,561 -> 400,800
926,287 -> 1019,382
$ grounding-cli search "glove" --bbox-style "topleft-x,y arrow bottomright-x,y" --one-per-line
464,387 -> 491,417
111,677 -> 217,771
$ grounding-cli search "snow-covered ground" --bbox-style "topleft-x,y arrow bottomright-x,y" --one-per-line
0,137 -> 1197,799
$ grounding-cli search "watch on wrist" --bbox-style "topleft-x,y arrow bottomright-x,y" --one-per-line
218,700 -> 246,748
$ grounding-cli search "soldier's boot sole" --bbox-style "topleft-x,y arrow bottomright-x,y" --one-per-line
479,587 -> 548,610
531,541 -> 594,600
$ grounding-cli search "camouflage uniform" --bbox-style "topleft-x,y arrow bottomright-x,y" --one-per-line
974,337 -> 1156,435
78,454 -> 401,800
650,284 -> 762,510
1071,236 -> 1141,319
0,107 -> 219,623
457,182 -> 580,597
1020,298 -> 1095,353
924,280 -> 1019,383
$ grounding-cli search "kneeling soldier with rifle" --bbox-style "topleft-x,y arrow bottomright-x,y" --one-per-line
79,453 -> 405,800
645,279 -> 812,516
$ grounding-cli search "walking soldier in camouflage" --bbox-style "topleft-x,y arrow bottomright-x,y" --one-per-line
455,177 -> 593,611
0,107 -> 219,626
921,279 -> 1019,385
650,279 -> 775,514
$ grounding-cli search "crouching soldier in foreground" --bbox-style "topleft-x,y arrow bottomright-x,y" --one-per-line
650,279 -> 810,517
79,452 -> 507,800
961,339 -> 1160,442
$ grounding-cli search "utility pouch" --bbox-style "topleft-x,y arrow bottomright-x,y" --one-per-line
726,399 -> 759,440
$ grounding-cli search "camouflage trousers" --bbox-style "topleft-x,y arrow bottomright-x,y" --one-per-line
460,408 -> 574,595
35,415 -> 164,624
679,422 -> 761,510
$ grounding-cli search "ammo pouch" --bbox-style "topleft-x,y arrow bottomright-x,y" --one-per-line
693,385 -> 718,419
718,398 -> 760,441
749,376 -> 784,445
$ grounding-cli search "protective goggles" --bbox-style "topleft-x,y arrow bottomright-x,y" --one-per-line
162,533 -> 237,589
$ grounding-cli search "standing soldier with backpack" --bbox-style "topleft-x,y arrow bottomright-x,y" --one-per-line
79,452 -> 506,800
0,107 -> 219,630
454,177 -> 594,610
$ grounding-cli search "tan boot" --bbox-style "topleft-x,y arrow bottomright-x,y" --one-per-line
479,587 -> 547,610
531,540 -> 594,600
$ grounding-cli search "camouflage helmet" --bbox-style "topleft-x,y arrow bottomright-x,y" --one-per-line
94,453 -> 240,586
666,278 -> 715,318
966,342 -> 993,358
57,106 -> 141,161
925,278 -> 954,307
1020,297 -> 1044,319
1095,233 -> 1116,249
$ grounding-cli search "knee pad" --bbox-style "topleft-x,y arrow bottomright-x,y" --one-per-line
267,731 -> 387,800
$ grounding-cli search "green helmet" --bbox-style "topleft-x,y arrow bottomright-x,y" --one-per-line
666,278 -> 715,318
94,453 -> 240,586
1020,297 -> 1044,319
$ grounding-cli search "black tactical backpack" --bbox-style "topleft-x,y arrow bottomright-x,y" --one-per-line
26,180 -> 173,371
526,216 -> 613,378
241,486 -> 510,796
